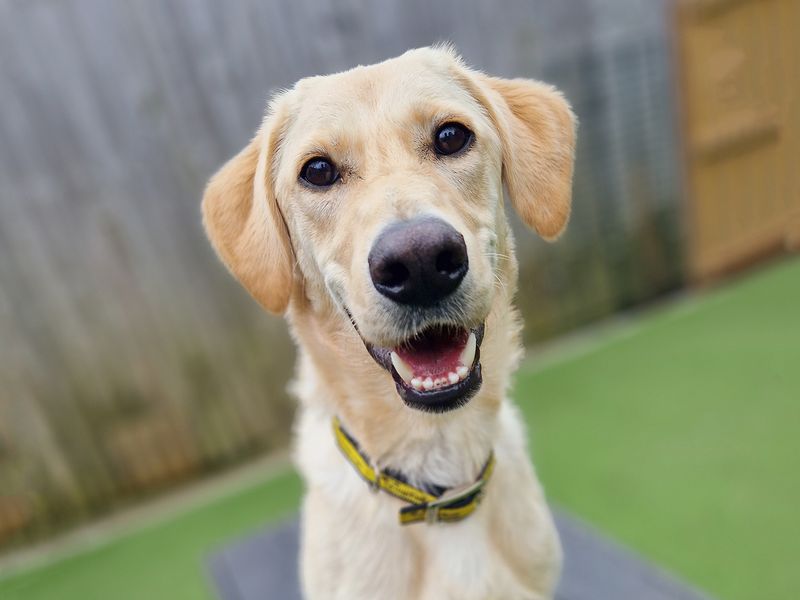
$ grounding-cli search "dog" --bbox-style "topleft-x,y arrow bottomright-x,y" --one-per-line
202,45 -> 576,600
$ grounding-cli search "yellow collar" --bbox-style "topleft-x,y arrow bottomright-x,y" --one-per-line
333,417 -> 495,525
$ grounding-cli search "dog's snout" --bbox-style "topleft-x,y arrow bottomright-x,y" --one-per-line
368,217 -> 468,306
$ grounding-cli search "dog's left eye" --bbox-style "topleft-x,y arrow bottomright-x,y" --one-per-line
434,122 -> 473,156
300,157 -> 339,187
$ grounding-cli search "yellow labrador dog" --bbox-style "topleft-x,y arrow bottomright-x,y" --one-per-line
203,46 -> 575,600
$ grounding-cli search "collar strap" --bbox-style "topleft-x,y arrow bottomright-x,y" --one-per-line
333,417 -> 495,525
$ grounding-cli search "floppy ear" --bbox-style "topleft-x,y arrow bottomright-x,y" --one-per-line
202,98 -> 294,314
477,75 -> 577,240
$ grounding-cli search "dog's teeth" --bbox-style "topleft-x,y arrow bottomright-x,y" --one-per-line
423,377 -> 434,391
456,365 -> 469,379
411,378 -> 423,390
448,372 -> 459,384
459,332 -> 477,368
390,352 -> 414,384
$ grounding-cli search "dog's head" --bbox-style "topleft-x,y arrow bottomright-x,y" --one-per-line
203,47 -> 575,413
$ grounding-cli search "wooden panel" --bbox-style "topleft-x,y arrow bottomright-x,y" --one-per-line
676,0 -> 800,281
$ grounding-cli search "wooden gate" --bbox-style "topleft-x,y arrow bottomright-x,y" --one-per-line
675,0 -> 800,281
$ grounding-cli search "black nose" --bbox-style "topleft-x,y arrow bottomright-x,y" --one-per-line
368,217 -> 469,306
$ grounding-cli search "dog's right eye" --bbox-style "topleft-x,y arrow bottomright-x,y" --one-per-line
434,122 -> 473,156
300,157 -> 339,188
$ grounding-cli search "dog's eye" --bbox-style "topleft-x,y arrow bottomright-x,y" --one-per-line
434,122 -> 473,156
300,157 -> 339,187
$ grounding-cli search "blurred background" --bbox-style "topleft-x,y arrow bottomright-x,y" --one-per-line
0,0 -> 797,599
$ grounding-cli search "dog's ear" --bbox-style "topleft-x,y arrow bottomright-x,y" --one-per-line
476,74 -> 577,240
202,96 -> 294,314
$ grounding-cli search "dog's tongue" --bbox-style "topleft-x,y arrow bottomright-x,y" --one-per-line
395,327 -> 469,378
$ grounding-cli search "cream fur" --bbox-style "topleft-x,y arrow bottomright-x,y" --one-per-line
202,46 -> 576,600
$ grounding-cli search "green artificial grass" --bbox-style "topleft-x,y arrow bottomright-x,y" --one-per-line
0,471 -> 303,600
1,257 -> 797,600
517,257 -> 800,600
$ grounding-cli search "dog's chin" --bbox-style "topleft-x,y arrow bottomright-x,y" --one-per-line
361,322 -> 485,413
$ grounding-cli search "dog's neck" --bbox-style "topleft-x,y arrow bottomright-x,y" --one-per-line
287,296 -> 521,489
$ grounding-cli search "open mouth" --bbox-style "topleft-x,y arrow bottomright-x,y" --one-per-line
361,323 -> 485,413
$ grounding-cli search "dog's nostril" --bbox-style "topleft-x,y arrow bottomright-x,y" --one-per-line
435,249 -> 465,277
381,262 -> 410,288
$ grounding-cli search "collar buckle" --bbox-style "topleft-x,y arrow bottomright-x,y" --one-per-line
425,504 -> 440,524
427,478 -> 486,509
422,478 -> 487,524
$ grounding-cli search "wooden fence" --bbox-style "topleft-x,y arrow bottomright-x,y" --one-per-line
675,0 -> 800,281
0,0 -> 683,549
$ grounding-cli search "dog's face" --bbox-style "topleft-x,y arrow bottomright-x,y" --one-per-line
203,47 -> 575,413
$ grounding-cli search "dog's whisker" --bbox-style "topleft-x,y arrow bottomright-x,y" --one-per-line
483,251 -> 513,260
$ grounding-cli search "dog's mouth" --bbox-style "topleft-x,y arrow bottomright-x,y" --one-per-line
361,323 -> 485,413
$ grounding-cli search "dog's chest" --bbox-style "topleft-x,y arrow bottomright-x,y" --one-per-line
301,454 -> 541,600
307,489 -> 536,600
412,518 -> 535,600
